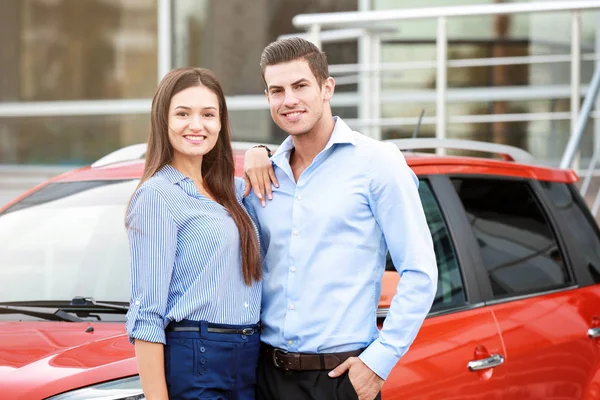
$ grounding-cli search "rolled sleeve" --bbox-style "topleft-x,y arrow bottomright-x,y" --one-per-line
125,185 -> 178,345
361,143 -> 438,379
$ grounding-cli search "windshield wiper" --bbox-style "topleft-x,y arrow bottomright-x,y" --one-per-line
0,297 -> 129,321
4,297 -> 129,311
0,304 -> 84,322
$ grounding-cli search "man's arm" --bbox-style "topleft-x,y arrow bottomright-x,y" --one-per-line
363,143 -> 438,379
243,146 -> 278,206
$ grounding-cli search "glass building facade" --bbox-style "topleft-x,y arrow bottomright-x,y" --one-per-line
0,0 -> 598,166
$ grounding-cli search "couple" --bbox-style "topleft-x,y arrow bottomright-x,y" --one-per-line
125,37 -> 438,400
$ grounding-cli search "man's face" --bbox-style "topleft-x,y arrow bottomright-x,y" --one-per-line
264,59 -> 334,137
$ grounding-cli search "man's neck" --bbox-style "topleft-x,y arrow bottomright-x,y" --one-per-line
290,115 -> 336,166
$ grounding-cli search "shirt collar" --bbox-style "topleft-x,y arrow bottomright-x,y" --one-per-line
271,116 -> 357,162
156,164 -> 189,184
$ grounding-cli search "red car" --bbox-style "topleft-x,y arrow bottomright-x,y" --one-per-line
1,140 -> 599,400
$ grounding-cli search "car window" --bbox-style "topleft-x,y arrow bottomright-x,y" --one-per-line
451,178 -> 572,298
386,180 -> 466,312
540,181 -> 600,283
0,180 -> 138,308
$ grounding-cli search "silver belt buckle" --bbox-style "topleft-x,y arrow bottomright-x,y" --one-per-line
242,327 -> 255,336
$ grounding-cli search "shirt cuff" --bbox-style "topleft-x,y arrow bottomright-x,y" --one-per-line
128,319 -> 166,345
358,339 -> 401,380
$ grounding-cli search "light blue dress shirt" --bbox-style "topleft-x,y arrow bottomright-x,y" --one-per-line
126,164 -> 260,345
244,117 -> 438,379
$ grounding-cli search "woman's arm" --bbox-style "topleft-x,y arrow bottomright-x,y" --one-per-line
135,339 -> 169,400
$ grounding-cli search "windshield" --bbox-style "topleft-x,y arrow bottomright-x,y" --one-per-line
0,180 -> 138,308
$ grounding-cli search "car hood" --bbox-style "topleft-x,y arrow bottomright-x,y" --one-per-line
1,321 -> 138,400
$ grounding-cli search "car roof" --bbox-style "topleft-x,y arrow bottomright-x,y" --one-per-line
48,149 -> 577,185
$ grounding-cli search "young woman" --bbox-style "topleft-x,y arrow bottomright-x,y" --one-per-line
125,67 -> 261,400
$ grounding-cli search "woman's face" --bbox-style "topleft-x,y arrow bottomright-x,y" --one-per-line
167,85 -> 221,164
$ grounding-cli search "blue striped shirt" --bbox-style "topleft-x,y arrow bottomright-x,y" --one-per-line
244,117 -> 437,380
125,164 -> 260,345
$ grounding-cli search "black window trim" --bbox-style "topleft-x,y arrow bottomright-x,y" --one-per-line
446,173 -> 579,305
377,175 -> 489,323
532,179 -> 599,287
422,175 -> 488,311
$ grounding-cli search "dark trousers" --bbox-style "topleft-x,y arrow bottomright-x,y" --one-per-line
164,320 -> 260,400
256,350 -> 382,400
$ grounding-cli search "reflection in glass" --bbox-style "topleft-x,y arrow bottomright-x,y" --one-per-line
2,0 -> 158,102
0,180 -> 139,304
0,115 -> 149,165
386,180 -> 465,311
452,178 -> 571,297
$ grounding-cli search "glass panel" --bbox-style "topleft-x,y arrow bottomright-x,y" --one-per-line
374,0 -> 599,165
386,180 -> 466,312
173,0 -> 358,96
451,177 -> 572,298
0,180 -> 139,307
0,115 -> 149,165
0,0 -> 157,102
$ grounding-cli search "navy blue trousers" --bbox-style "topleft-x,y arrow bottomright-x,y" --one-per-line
164,320 -> 260,400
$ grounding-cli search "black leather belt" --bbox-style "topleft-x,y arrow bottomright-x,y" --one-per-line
167,324 -> 258,335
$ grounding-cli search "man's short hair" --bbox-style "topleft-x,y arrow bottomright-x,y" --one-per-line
260,37 -> 329,87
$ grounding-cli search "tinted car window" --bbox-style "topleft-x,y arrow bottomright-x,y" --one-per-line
451,178 -> 571,298
0,180 -> 138,308
540,181 -> 600,283
387,180 -> 466,312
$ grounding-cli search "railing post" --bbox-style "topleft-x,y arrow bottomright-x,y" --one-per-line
308,25 -> 322,49
560,63 -> 600,169
357,0 -> 373,138
157,0 -> 172,83
571,10 -> 581,169
371,33 -> 382,140
436,16 -> 448,155
596,10 -> 600,170
359,32 -> 372,138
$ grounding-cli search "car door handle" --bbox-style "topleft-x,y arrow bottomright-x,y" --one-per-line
588,327 -> 600,339
468,354 -> 505,371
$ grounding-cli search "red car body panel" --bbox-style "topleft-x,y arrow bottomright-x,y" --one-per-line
487,286 -> 600,399
382,307 -> 506,400
1,322 -> 136,399
1,148 -> 597,399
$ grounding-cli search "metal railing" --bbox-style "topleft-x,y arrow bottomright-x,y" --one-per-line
293,0 -> 600,144
292,0 -> 600,215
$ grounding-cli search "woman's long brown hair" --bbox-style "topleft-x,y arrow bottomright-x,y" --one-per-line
129,67 -> 261,285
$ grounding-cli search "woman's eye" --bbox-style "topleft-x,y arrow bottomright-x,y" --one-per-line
176,112 -> 188,117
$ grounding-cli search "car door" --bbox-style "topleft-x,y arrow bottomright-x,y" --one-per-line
382,176 -> 507,400
537,180 -> 600,399
450,176 -> 600,400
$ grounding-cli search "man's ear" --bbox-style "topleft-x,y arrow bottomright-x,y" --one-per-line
264,89 -> 270,103
322,77 -> 335,100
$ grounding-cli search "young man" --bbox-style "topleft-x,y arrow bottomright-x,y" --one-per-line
243,37 -> 437,400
